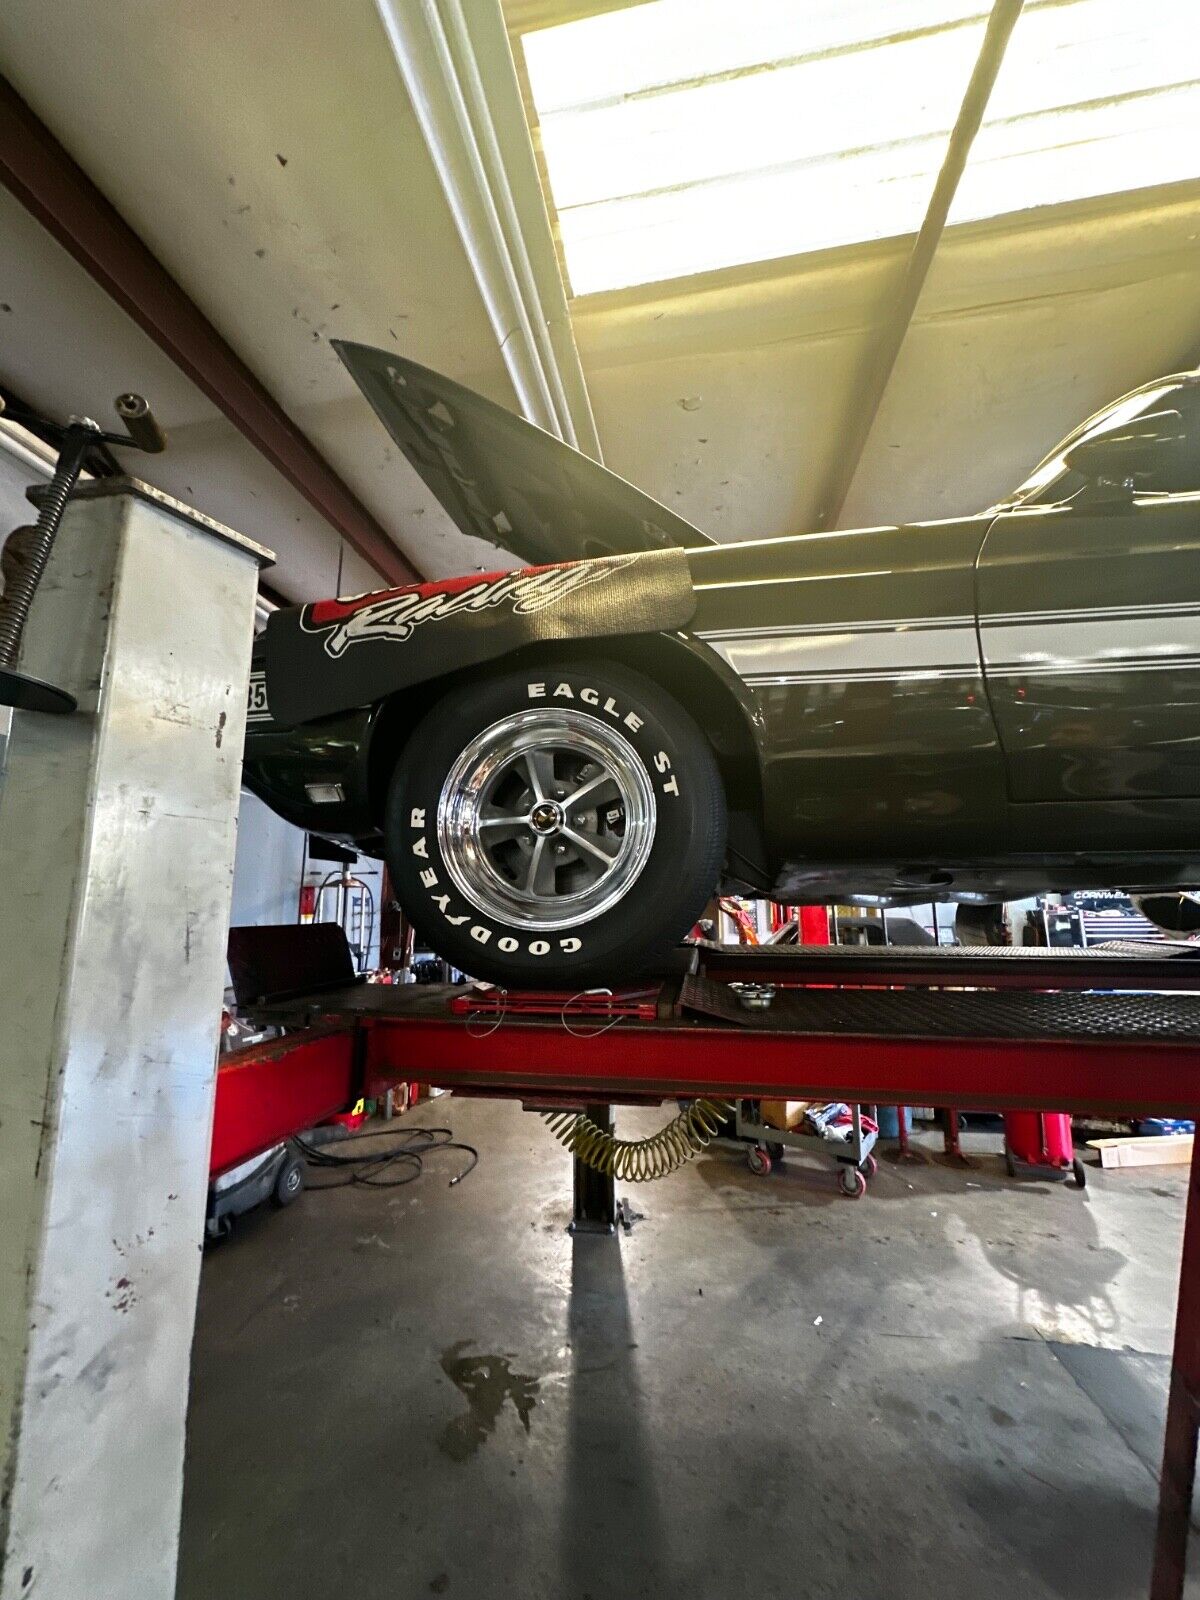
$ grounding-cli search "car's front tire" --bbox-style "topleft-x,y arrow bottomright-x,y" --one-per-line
385,659 -> 727,986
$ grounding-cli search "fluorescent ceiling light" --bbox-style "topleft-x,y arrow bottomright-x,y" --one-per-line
521,0 -> 1200,295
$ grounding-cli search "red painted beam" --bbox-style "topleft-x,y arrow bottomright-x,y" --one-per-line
210,1026 -> 359,1176
0,75 -> 418,587
362,1015 -> 1200,1120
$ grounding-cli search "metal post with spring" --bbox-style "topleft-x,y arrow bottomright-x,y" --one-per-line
0,393 -> 166,715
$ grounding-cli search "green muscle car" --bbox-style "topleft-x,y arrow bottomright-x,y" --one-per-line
244,343 -> 1200,984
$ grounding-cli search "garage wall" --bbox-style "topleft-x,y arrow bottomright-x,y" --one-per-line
0,188 -> 409,603
0,425 -> 47,512
228,793 -> 384,973
228,789 -> 307,931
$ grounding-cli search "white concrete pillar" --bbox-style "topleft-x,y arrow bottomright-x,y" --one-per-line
0,482 -> 271,1599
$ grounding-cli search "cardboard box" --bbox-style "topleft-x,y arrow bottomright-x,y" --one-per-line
1087,1133 -> 1192,1169
759,1099 -> 811,1131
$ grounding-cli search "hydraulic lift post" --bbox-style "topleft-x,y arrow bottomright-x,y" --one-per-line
0,484 -> 270,1600
570,1104 -> 619,1234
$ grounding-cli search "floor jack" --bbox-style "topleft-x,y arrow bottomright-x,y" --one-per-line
206,1142 -> 306,1238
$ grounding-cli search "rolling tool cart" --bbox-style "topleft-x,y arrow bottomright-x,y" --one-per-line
735,1098 -> 879,1195
716,974 -> 879,1193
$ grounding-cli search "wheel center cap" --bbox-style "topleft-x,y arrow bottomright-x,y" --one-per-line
529,800 -> 563,836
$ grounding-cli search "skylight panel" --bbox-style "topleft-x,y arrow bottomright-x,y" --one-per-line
949,0 -> 1200,224
521,0 -> 1200,295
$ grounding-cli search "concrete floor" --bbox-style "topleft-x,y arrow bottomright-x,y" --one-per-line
180,1101 -> 1197,1600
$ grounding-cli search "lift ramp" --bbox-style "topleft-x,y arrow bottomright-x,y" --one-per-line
220,924 -> 1200,1156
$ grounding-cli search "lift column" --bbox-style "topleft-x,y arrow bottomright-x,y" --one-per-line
571,1103 -> 620,1234
0,482 -> 270,1600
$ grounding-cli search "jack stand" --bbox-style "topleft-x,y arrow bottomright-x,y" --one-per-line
569,1104 -> 639,1235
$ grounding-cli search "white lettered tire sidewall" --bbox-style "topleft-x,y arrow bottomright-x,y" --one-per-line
385,659 -> 726,985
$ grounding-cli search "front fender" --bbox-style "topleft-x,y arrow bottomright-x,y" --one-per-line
260,550 -> 696,728
665,629 -> 768,767
590,628 -> 772,884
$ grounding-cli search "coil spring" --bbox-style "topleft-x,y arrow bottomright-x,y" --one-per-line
0,440 -> 87,667
541,1099 -> 733,1183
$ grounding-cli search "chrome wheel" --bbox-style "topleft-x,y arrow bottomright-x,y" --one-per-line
437,709 -> 656,931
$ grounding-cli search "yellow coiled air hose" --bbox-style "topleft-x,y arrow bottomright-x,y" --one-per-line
541,1098 -> 734,1182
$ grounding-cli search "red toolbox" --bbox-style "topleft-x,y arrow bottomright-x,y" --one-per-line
1003,1110 -> 1086,1188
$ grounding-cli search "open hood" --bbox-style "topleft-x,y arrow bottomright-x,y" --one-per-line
334,341 -> 714,567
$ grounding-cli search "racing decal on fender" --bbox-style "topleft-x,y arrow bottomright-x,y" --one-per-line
302,557 -> 638,659
259,546 -> 696,729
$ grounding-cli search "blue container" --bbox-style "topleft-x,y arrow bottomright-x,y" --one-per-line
878,1105 -> 913,1139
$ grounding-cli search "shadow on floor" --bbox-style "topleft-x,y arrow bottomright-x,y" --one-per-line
559,1236 -> 669,1599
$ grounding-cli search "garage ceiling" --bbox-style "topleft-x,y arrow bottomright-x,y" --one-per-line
1,0 -> 1198,601
0,0 -> 519,596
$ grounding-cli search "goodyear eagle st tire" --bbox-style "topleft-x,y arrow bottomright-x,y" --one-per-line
385,659 -> 727,987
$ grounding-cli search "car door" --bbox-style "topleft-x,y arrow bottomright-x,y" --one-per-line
977,379 -> 1200,802
687,516 -> 1008,861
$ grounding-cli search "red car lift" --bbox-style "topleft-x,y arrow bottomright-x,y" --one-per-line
218,929 -> 1200,1600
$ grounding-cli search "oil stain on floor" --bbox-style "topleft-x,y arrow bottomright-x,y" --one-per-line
438,1340 -> 540,1462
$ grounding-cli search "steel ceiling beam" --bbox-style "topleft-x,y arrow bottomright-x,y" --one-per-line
814,0 -> 1026,530
373,0 -> 602,460
0,75 -> 418,586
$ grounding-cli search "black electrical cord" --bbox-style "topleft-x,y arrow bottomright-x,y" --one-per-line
293,1125 -> 479,1190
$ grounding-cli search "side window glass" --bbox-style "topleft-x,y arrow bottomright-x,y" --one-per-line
1140,386 -> 1199,495
1023,383 -> 1199,505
